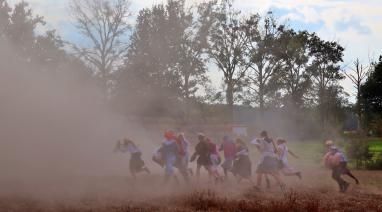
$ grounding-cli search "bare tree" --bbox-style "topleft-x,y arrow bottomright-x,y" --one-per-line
69,0 -> 131,96
344,58 -> 369,130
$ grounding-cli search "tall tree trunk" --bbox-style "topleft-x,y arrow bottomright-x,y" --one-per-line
259,89 -> 265,112
356,86 -> 362,131
226,81 -> 234,123
184,74 -> 190,100
318,87 -> 326,134
257,64 -> 265,119
100,53 -> 108,98
99,66 -> 108,99
183,74 -> 190,123
259,82 -> 265,122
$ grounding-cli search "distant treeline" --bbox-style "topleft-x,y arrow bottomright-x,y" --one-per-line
0,0 -> 381,137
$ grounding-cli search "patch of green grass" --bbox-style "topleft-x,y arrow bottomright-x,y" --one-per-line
369,139 -> 382,152
284,141 -> 325,167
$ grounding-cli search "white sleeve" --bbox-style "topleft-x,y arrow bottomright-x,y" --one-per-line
236,148 -> 247,155
251,138 -> 260,145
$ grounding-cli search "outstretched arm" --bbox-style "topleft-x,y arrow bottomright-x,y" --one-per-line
190,151 -> 198,162
236,148 -> 248,156
288,150 -> 299,159
270,139 -> 280,154
251,138 -> 262,152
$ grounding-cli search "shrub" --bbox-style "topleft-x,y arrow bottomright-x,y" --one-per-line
366,158 -> 382,170
346,138 -> 373,169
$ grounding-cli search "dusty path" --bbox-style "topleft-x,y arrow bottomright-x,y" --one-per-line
1,171 -> 382,212
1,140 -> 382,212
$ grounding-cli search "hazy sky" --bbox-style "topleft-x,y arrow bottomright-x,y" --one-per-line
7,0 -> 382,101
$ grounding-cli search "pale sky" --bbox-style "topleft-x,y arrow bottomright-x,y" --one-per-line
7,0 -> 382,102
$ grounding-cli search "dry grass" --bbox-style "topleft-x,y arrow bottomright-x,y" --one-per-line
182,188 -> 382,212
1,141 -> 382,212
1,187 -> 382,212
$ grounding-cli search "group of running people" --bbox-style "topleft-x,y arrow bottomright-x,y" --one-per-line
115,130 -> 359,193
115,130 -> 304,192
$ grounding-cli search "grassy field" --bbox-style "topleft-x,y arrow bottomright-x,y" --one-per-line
1,140 -> 382,211
369,139 -> 382,152
1,172 -> 382,212
2,187 -> 382,212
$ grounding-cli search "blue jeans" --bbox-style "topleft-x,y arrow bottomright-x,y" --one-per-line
165,154 -> 176,175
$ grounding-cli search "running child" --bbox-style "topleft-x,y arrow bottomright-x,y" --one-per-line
207,137 -> 223,183
232,138 -> 253,183
324,146 -> 348,192
251,131 -> 285,191
219,135 -> 236,179
160,130 -> 180,184
190,133 -> 222,183
190,133 -> 211,178
115,138 -> 150,179
276,138 -> 301,179
324,140 -> 359,185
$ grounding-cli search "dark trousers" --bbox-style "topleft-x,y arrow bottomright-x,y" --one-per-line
339,162 -> 359,184
174,157 -> 190,183
332,165 -> 348,191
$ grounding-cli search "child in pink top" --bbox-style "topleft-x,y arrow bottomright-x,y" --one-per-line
219,135 -> 236,178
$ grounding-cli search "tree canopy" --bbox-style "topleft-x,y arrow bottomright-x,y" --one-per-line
1,0 -> 369,138
361,59 -> 382,134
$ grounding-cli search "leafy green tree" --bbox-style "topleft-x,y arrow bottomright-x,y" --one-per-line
0,0 -> 92,81
308,33 -> 345,130
117,5 -> 172,115
207,0 -> 248,111
325,85 -> 349,131
116,0 -> 211,116
0,1 -> 70,71
7,1 -> 44,61
361,58 -> 382,135
242,12 -> 285,114
279,29 -> 312,109
0,0 -> 11,38
34,31 -> 65,66
167,0 -> 213,101
269,29 -> 313,132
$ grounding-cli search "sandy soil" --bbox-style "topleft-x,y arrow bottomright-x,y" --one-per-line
1,166 -> 382,212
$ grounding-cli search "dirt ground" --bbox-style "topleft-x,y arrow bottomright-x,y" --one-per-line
1,141 -> 382,211
1,166 -> 382,212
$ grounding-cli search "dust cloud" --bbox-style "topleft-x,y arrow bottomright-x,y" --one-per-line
0,39 -> 354,205
0,41 -> 157,200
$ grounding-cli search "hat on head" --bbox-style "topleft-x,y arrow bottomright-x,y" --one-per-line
325,140 -> 334,146
197,133 -> 206,141
260,131 -> 268,137
164,130 -> 176,140
277,138 -> 286,143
